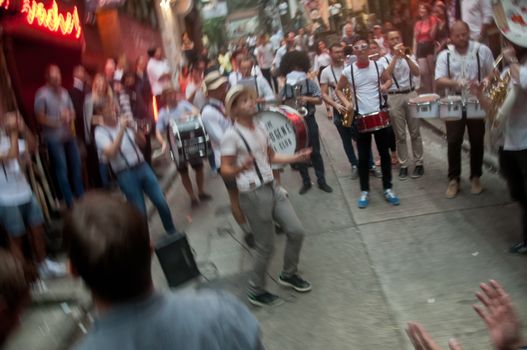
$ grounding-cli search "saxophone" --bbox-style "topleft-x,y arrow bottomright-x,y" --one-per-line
341,86 -> 354,127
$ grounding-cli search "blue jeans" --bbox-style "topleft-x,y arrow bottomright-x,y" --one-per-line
116,163 -> 176,234
47,138 -> 84,208
334,112 -> 374,168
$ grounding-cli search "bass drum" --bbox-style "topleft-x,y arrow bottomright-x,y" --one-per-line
167,117 -> 211,167
256,105 -> 309,155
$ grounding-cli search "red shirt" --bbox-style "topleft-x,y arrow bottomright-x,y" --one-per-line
414,16 -> 437,43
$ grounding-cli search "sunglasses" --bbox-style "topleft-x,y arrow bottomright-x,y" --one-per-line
353,43 -> 369,51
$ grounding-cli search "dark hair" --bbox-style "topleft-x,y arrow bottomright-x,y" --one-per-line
121,71 -> 136,84
329,42 -> 343,52
315,40 -> 327,55
352,35 -> 368,46
279,50 -> 311,76
64,192 -> 152,303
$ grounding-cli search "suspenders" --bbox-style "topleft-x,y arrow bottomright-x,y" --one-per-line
349,62 -> 383,115
101,127 -> 142,173
446,46 -> 481,82
383,56 -> 413,90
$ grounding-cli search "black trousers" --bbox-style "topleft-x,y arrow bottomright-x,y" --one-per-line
445,116 -> 485,181
298,114 -> 325,185
357,127 -> 392,191
499,148 -> 527,242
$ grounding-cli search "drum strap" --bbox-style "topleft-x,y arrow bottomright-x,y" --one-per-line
234,128 -> 264,185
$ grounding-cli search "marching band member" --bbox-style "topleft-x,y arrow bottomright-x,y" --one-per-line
201,71 -> 255,247
237,56 -> 275,111
435,21 -> 494,199
336,36 -> 400,209
471,44 -> 527,254
156,87 -> 212,208
220,85 -> 313,307
279,50 -> 333,195
94,97 -> 177,235
383,30 -> 425,180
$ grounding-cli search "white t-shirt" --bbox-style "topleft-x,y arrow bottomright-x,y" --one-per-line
255,43 -> 274,69
185,82 -> 207,110
95,125 -> 144,172
220,123 -> 274,193
503,65 -> 527,151
382,54 -> 418,91
0,136 -> 32,206
314,52 -> 332,72
435,42 -> 494,85
147,58 -> 171,96
202,99 -> 232,167
461,0 -> 493,40
320,64 -> 344,101
156,101 -> 196,133
342,61 -> 386,114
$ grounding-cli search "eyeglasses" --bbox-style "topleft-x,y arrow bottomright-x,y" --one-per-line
352,43 -> 369,51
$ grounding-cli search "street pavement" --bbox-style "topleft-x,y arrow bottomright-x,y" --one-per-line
5,108 -> 527,350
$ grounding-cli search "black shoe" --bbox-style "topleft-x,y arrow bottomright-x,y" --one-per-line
198,193 -> 213,201
398,167 -> 408,181
411,165 -> 424,179
299,183 -> 312,195
247,291 -> 282,307
318,182 -> 333,193
244,233 -> 256,249
510,242 -> 527,254
278,273 -> 312,293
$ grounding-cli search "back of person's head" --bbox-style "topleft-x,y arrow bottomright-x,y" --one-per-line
64,192 -> 152,303
0,249 -> 29,346
279,50 -> 311,76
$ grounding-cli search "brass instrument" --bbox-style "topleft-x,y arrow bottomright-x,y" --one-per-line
341,86 -> 354,127
394,44 -> 413,59
484,53 -> 512,128
294,83 -> 309,117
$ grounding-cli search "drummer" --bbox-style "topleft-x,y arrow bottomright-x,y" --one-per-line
155,87 -> 212,208
383,30 -> 424,180
236,56 -> 275,111
336,36 -> 400,209
435,21 -> 494,199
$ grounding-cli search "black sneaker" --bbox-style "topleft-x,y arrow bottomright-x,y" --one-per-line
244,233 -> 256,249
318,182 -> 333,193
278,273 -> 312,293
247,291 -> 282,307
398,167 -> 408,181
509,242 -> 527,254
299,183 -> 312,195
411,165 -> 424,179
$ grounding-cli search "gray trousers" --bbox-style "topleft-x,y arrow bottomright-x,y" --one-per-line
239,182 -> 305,294
387,91 -> 424,168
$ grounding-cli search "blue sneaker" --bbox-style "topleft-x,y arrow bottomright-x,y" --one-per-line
357,191 -> 369,208
384,189 -> 400,206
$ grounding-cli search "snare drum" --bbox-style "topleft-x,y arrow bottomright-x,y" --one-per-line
407,94 -> 440,119
167,117 -> 211,167
466,98 -> 486,119
355,110 -> 390,133
256,105 -> 308,155
439,96 -> 463,120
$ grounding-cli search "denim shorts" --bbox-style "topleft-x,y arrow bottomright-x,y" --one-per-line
0,195 -> 44,237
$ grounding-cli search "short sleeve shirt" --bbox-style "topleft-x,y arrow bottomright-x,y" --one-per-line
34,85 -> 74,142
320,65 -> 344,101
95,125 -> 144,171
0,136 -> 32,206
220,123 -> 274,192
156,101 -> 196,133
279,79 -> 321,116
342,61 -> 385,114
435,41 -> 494,84
382,54 -> 417,91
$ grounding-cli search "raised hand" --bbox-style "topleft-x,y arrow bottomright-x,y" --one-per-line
406,322 -> 463,350
473,280 -> 523,350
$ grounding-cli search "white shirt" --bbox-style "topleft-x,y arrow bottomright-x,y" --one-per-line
201,99 -> 232,167
273,45 -> 288,70
220,123 -> 274,192
382,54 -> 418,91
156,100 -> 196,133
342,61 -> 386,115
228,67 -> 262,87
255,43 -> 275,69
147,58 -> 171,96
270,33 -> 283,52
435,41 -> 494,90
461,0 -> 493,40
329,3 -> 342,15
320,64 -> 344,101
185,82 -> 207,110
95,125 -> 144,172
0,137 -> 32,206
314,52 -> 332,72
503,64 -> 527,151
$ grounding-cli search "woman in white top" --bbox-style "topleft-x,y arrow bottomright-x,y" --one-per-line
313,40 -> 333,118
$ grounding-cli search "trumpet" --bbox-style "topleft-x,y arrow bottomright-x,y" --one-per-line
394,44 -> 412,58
294,83 -> 309,117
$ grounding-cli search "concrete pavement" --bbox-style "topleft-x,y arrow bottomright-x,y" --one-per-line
6,108 -> 527,350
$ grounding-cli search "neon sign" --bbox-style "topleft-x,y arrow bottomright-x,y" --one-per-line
21,0 -> 82,39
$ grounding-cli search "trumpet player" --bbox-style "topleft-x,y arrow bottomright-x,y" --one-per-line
279,50 -> 333,195
435,21 -> 494,199
383,31 -> 424,180
470,44 -> 527,254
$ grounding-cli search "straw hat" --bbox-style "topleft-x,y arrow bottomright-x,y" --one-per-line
224,85 -> 257,117
203,70 -> 228,93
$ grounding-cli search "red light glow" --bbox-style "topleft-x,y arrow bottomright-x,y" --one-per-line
21,0 -> 82,39
0,0 -> 9,9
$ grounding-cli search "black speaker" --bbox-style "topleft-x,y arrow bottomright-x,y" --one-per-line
155,233 -> 200,288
